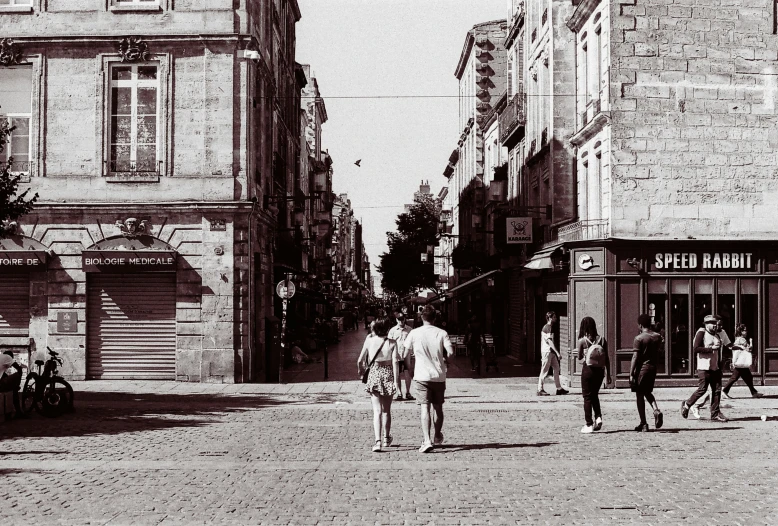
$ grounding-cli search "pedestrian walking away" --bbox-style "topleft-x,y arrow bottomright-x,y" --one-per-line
403,305 -> 453,453
576,317 -> 611,434
357,317 -> 400,452
681,314 -> 729,423
631,314 -> 664,432
537,311 -> 568,396
388,313 -> 414,401
723,323 -> 763,399
464,314 -> 486,376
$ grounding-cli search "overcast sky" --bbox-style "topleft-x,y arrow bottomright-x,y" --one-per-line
296,0 -> 506,294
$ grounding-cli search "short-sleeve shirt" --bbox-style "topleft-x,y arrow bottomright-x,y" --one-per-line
388,325 -> 412,358
540,323 -> 555,356
404,324 -> 453,382
633,331 -> 663,367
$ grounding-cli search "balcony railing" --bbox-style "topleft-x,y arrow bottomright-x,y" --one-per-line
498,91 -> 526,144
558,219 -> 609,242
580,92 -> 605,130
109,160 -> 162,178
1,160 -> 32,175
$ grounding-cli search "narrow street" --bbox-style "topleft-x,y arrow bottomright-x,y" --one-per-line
3,333 -> 778,524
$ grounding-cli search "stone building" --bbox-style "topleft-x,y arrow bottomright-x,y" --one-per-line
561,0 -> 778,387
439,20 -> 507,330
0,0 -> 306,382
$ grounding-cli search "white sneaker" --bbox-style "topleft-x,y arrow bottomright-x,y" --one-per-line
690,405 -> 701,419
594,417 -> 603,431
372,440 -> 381,452
382,435 -> 393,448
419,442 -> 433,453
581,425 -> 594,434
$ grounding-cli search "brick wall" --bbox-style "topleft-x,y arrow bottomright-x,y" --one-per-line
609,0 -> 778,238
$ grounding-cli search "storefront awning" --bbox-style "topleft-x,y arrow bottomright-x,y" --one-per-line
441,269 -> 501,300
524,246 -> 563,270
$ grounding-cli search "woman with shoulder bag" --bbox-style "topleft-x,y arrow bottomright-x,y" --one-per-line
723,323 -> 762,398
357,317 -> 401,452
576,317 -> 612,434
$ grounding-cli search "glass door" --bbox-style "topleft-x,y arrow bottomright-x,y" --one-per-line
647,280 -> 667,375
717,279 -> 736,372
670,280 -> 690,375
739,279 -> 759,375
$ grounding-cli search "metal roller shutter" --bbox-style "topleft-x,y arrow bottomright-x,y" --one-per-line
0,274 -> 30,336
87,273 -> 176,379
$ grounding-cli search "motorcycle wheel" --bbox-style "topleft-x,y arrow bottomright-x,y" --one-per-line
41,379 -> 75,417
21,375 -> 40,415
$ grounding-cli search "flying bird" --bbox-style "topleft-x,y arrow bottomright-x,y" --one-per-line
354,160 -> 361,167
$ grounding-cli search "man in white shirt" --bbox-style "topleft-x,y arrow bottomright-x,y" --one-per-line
404,306 -> 453,453
538,311 -> 569,396
389,313 -> 414,401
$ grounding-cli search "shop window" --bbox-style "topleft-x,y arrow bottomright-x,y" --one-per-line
717,279 -> 736,343
767,281 -> 778,349
617,280 -> 640,353
106,62 -> 164,178
647,280 -> 667,374
670,280 -> 690,375
0,0 -> 33,6
740,279 -> 758,359
0,65 -> 32,175
693,279 -> 713,332
110,0 -> 161,11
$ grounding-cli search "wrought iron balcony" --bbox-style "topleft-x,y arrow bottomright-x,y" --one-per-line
498,91 -> 526,145
108,160 -> 161,178
1,160 -> 32,175
558,219 -> 609,242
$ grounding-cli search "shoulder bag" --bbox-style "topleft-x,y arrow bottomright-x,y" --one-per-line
361,338 -> 387,383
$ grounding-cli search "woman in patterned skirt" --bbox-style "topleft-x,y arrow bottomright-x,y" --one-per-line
358,317 -> 400,452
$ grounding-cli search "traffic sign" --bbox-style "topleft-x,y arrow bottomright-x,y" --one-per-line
276,280 -> 296,299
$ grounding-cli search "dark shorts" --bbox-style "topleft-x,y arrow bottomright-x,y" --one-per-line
637,365 -> 657,393
399,361 -> 407,373
413,380 -> 446,406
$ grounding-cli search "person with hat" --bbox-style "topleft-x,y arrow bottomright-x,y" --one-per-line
681,314 -> 729,422
689,314 -> 735,418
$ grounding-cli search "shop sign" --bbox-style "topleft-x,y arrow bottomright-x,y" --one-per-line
653,252 -> 754,271
0,251 -> 46,267
276,280 -> 296,299
506,217 -> 532,244
82,251 -> 177,272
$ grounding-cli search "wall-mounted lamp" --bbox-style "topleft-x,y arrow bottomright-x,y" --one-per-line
626,257 -> 641,269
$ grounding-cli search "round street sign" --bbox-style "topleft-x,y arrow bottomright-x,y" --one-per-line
276,280 -> 296,299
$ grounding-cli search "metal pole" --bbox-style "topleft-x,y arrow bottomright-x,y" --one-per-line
279,296 -> 287,384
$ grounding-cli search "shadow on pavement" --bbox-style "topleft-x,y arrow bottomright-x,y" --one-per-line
0,450 -> 69,455
0,391 -> 304,440
599,426 -> 743,434
435,442 -> 558,452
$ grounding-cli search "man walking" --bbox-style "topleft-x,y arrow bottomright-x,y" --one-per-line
681,314 -> 729,422
631,314 -> 664,431
403,306 -> 453,453
538,311 -> 568,396
690,315 -> 733,418
389,313 -> 414,401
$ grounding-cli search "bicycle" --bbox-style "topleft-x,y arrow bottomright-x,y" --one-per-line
20,346 -> 75,417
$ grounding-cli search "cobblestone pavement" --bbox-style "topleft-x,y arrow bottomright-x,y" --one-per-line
3,334 -> 778,524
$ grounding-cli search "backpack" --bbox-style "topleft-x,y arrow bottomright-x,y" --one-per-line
585,336 -> 606,368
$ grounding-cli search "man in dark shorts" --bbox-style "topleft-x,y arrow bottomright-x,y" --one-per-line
631,314 -> 664,432
403,306 -> 453,453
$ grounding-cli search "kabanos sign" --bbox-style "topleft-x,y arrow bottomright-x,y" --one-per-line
653,252 -> 754,271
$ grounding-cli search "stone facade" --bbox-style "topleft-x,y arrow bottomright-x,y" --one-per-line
605,0 -> 778,238
0,0 -> 303,382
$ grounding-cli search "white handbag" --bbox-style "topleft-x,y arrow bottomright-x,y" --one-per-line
733,350 -> 753,368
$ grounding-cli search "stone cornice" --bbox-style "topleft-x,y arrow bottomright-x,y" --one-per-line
566,0 -> 602,32
570,112 -> 610,146
32,201 -> 258,213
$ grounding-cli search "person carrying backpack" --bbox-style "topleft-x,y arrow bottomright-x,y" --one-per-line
576,317 -> 611,433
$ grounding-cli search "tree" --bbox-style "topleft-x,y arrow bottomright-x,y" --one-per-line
0,120 -> 38,238
377,193 -> 441,298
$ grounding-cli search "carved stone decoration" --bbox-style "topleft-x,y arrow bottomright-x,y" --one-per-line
0,39 -> 22,67
115,217 -> 152,238
529,64 -> 538,81
118,37 -> 150,63
541,49 -> 549,67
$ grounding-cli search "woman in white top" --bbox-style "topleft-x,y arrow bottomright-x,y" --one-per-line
357,317 -> 400,452
723,323 -> 762,398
